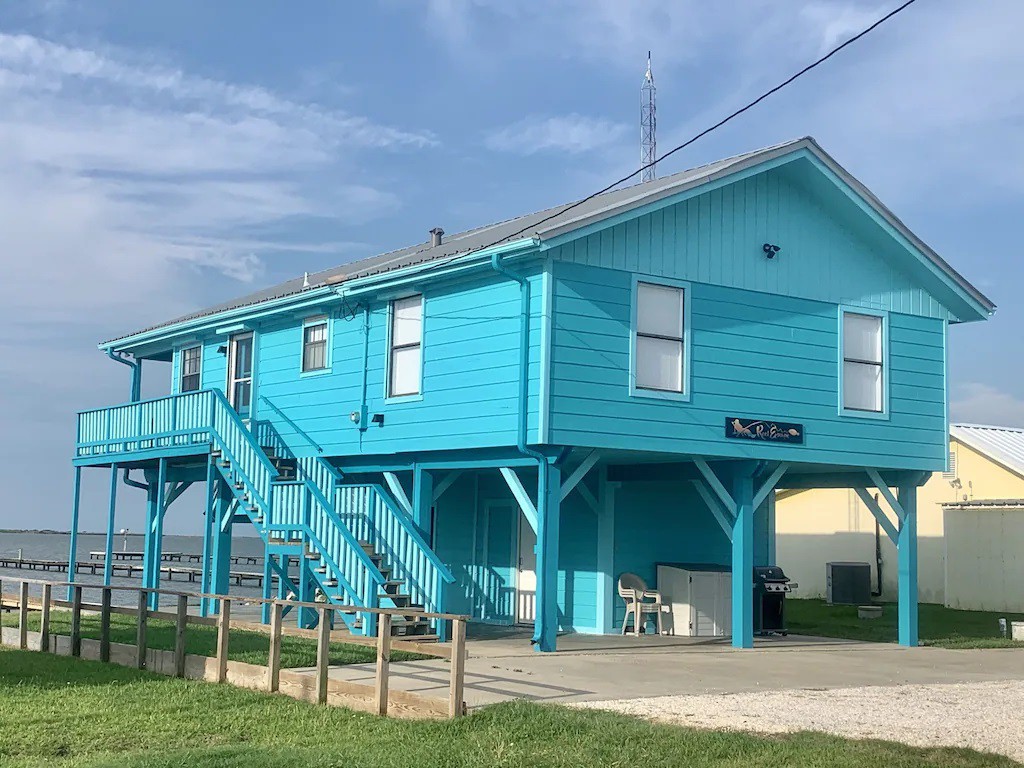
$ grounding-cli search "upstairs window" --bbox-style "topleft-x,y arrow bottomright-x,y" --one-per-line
635,281 -> 686,393
302,317 -> 328,373
842,311 -> 885,413
388,295 -> 423,397
180,346 -> 201,392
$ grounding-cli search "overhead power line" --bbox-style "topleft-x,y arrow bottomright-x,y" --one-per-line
453,0 -> 919,263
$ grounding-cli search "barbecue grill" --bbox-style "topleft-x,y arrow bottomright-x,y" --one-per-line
753,565 -> 795,635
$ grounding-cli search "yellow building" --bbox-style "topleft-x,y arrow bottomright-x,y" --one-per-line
776,424 -> 1024,611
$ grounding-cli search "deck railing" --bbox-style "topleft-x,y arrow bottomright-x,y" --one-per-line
0,577 -> 468,718
76,390 -> 216,459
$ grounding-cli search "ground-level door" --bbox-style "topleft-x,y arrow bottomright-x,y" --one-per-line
516,512 -> 537,625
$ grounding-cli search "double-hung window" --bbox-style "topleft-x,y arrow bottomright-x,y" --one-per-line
842,311 -> 885,414
388,295 -> 423,397
179,346 -> 201,392
635,281 -> 686,394
302,317 -> 328,373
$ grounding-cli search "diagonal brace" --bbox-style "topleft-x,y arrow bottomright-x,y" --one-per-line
753,463 -> 789,510
694,459 -> 737,517
560,450 -> 600,503
432,470 -> 463,503
692,479 -> 734,541
866,468 -> 905,523
854,487 -> 899,544
499,467 -> 538,532
383,472 -> 413,516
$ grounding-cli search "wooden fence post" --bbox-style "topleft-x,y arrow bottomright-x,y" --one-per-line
315,606 -> 330,705
448,617 -> 466,718
99,587 -> 112,662
136,589 -> 148,669
18,581 -> 29,650
70,585 -> 83,658
216,598 -> 231,683
266,602 -> 282,693
39,583 -> 51,653
174,594 -> 188,677
374,613 -> 392,716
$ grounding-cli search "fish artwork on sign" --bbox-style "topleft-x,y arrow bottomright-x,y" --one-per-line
726,417 -> 803,444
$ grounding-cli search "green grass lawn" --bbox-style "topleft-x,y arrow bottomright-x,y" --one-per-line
19,609 -> 427,667
787,599 -> 1024,648
0,648 -> 1016,768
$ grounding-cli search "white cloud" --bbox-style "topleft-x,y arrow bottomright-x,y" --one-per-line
485,114 -> 629,155
951,383 -> 1024,429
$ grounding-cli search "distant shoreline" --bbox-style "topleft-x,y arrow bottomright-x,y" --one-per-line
0,529 -> 110,536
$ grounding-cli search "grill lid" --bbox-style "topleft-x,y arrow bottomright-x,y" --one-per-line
753,565 -> 789,582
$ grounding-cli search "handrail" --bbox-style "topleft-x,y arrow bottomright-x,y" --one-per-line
308,484 -> 386,586
211,433 -> 275,512
258,395 -> 325,454
369,483 -> 455,583
209,389 -> 278,477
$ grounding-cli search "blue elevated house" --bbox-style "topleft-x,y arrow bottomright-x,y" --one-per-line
71,137 -> 994,651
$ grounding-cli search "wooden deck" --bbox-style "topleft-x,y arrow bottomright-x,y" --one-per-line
0,557 -> 269,586
88,551 -> 260,565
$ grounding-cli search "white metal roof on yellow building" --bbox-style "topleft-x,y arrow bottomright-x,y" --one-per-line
950,423 -> 1024,479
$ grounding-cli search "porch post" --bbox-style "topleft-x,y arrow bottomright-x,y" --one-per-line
148,458 -> 168,611
533,460 -> 561,652
103,464 -> 119,586
297,548 -> 316,629
731,463 -> 756,649
67,466 -> 82,601
141,468 -> 159,604
412,466 -> 434,543
200,460 -> 216,617
210,479 -> 233,614
897,483 -> 919,647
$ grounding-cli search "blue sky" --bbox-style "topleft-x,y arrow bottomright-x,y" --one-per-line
0,0 -> 1021,533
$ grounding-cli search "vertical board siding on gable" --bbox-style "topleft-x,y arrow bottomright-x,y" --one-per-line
549,260 -> 947,468
251,267 -> 543,458
556,166 -> 951,320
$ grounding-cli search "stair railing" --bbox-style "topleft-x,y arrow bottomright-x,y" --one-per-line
208,389 -> 278,513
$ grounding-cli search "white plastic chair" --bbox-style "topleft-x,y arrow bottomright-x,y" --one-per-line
618,572 -> 664,636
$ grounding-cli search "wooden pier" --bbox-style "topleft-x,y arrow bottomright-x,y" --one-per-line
87,551 -> 260,566
0,556 -> 271,587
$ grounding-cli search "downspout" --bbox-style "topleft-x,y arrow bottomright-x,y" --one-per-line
106,349 -> 141,402
358,303 -> 370,433
122,470 -> 149,491
490,253 -> 546,463
872,493 -> 883,598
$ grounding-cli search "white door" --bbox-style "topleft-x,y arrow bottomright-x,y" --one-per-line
516,514 -> 537,625
227,332 -> 254,419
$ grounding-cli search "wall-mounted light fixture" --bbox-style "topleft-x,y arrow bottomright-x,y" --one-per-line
349,411 -> 361,425
371,413 -> 385,427
217,345 -> 228,355
763,243 -> 781,259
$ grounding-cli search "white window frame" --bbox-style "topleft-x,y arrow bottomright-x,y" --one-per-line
227,331 -> 255,418
838,307 -> 888,419
300,315 -> 331,375
629,276 -> 692,402
179,345 -> 202,393
385,294 -> 424,400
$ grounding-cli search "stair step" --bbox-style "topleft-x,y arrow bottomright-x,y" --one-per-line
233,482 -> 243,490
304,551 -> 319,560
381,580 -> 403,594
323,579 -> 338,588
383,594 -> 413,608
316,566 -> 327,574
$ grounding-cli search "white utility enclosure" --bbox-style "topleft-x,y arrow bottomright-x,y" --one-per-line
657,565 -> 732,637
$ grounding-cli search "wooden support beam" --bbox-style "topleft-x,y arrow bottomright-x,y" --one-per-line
99,587 -> 112,662
18,581 -> 28,650
897,484 -> 919,647
374,613 -> 392,716
449,617 -> 467,718
164,481 -> 193,510
533,461 -> 561,652
692,479 -> 734,541
694,458 -> 737,517
753,462 -> 789,510
216,598 -> 231,683
267,602 -> 283,693
136,589 -> 148,669
39,583 -> 51,653
315,607 -> 331,704
383,472 -> 413,516
173,594 -> 188,677
576,482 -> 600,515
731,466 -> 756,650
866,468 -> 905,523
499,466 -> 538,532
70,585 -> 83,657
67,467 -> 82,601
103,464 -> 119,586
432,470 -> 462,503
854,488 -> 898,544
559,450 -> 600,502
411,466 -> 434,541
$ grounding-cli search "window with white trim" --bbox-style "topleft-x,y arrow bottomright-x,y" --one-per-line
635,281 -> 685,393
388,295 -> 422,397
842,312 -> 884,412
180,346 -> 201,392
301,317 -> 328,372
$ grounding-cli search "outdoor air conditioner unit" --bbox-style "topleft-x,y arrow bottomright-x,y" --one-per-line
826,562 -> 872,605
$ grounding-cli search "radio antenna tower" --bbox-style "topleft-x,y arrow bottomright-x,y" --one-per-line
640,51 -> 657,182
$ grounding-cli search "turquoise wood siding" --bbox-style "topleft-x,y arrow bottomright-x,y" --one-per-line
178,265 -> 545,457
549,259 -> 947,469
551,164 -> 953,320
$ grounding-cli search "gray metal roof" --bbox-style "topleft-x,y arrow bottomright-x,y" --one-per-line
103,136 -> 994,347
950,423 -> 1024,479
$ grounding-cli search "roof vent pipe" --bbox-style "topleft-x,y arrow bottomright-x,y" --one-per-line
429,227 -> 444,247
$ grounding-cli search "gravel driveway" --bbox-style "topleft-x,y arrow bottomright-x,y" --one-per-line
576,680 -> 1024,762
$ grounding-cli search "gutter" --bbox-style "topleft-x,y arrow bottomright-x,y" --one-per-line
106,349 -> 141,402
